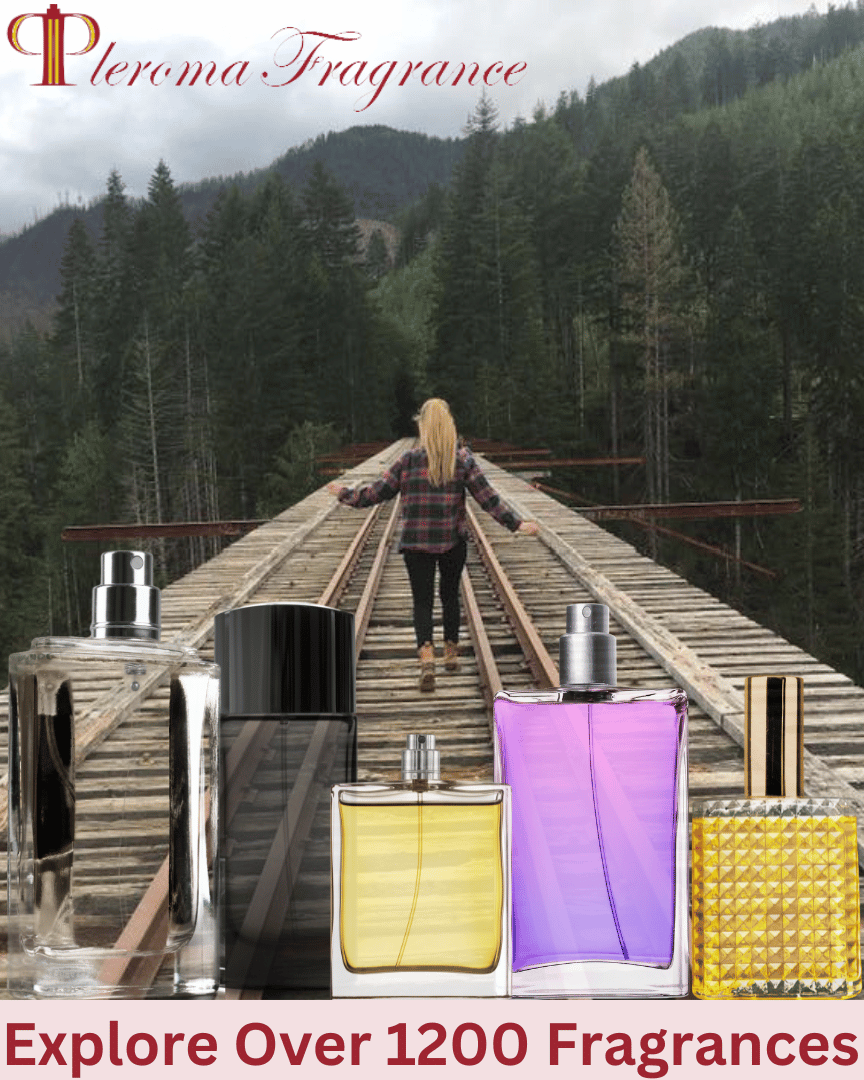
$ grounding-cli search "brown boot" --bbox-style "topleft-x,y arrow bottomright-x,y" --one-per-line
443,640 -> 460,672
418,642 -> 435,692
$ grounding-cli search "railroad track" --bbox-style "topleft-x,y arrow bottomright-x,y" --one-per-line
0,439 -> 861,997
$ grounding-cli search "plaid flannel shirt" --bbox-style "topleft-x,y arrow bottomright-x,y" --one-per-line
338,447 -> 522,553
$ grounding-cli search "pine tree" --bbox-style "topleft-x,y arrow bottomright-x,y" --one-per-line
54,218 -> 97,393
92,170 -> 135,423
615,147 -> 689,504
431,94 -> 501,428
132,160 -> 191,330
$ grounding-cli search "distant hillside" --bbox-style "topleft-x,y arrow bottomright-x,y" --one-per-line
3,4 -> 862,309
0,124 -> 464,306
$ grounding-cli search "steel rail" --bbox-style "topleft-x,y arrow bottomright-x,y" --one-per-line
460,569 -> 501,713
466,502 -> 559,689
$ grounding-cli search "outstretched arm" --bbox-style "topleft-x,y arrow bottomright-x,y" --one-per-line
326,456 -> 403,507
463,452 -> 538,534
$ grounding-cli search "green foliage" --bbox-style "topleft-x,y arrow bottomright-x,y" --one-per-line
5,3 -> 864,689
258,421 -> 341,517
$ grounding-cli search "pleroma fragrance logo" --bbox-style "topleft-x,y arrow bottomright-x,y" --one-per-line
7,4 -> 99,86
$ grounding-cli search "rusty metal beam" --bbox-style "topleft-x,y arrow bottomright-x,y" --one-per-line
640,521 -> 778,578
530,486 -> 802,520
500,456 -> 646,469
62,521 -> 266,541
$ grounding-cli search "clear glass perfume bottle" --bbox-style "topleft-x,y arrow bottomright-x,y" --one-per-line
493,603 -> 689,998
215,602 -> 356,996
7,551 -> 219,998
692,675 -> 861,999
331,734 -> 511,997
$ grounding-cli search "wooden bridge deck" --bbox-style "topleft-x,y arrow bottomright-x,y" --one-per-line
0,439 -> 860,995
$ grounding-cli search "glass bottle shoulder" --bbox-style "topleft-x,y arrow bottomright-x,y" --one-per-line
692,796 -> 859,821
494,685 -> 687,707
9,635 -> 215,674
333,779 -> 508,807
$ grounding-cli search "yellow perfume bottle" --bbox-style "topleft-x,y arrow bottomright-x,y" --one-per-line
692,675 -> 861,998
331,734 -> 511,996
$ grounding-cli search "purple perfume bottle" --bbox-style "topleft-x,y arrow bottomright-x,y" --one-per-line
493,603 -> 688,997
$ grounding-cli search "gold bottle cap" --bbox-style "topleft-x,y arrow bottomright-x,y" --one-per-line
744,675 -> 804,797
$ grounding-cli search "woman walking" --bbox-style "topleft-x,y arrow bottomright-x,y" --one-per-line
327,399 -> 538,691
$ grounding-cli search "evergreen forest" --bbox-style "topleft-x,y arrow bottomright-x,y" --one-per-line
2,4 -> 864,685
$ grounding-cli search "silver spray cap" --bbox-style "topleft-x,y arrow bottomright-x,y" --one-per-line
401,733 -> 441,781
559,603 -> 617,686
91,550 -> 161,640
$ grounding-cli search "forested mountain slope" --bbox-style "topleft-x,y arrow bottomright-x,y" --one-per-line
2,3 -> 864,686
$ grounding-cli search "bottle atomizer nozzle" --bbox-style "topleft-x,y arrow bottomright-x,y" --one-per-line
558,603 -> 617,686
91,550 -> 161,640
744,675 -> 804,797
401,733 -> 441,781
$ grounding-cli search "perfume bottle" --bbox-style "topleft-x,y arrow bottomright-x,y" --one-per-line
493,603 -> 689,997
7,551 -> 219,998
692,675 -> 861,998
214,602 -> 356,995
331,734 -> 511,997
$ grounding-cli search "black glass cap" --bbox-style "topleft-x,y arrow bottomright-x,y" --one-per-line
214,602 -> 355,716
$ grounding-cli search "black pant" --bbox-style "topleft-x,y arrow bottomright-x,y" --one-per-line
402,540 -> 468,647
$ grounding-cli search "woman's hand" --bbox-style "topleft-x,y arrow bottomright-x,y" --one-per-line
518,520 -> 540,535
326,482 -> 345,498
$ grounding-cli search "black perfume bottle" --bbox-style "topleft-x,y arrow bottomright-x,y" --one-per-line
214,602 -> 356,995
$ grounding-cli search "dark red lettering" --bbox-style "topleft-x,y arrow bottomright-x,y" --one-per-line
800,1034 -> 829,1066
731,1033 -> 759,1066
71,1034 -> 102,1079
696,1033 -> 727,1066
387,1024 -> 414,1066
221,61 -> 250,86
127,1034 -> 158,1066
187,1033 -> 215,1066
8,1023 -> 35,1065
421,61 -> 448,86
550,1024 -> 578,1065
398,61 -> 423,86
164,1033 -> 184,1066
833,1033 -> 858,1066
127,60 -> 152,85
606,1033 -> 635,1066
39,1033 -> 67,1066
105,61 -> 128,85
176,61 -> 217,86
418,1024 -> 446,1066
493,1024 -> 527,1066
350,1033 -> 371,1066
280,1034 -> 311,1065
452,1024 -> 486,1067
583,1032 -> 603,1065
315,1034 -> 344,1066
673,1033 -> 693,1065
236,1024 -> 274,1066
503,62 -> 527,85
89,42 -> 116,84
767,1033 -> 795,1067
484,62 -> 504,85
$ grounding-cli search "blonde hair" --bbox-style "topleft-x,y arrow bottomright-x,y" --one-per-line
416,398 -> 457,486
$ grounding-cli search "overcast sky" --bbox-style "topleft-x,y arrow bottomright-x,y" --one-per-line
0,1 -> 828,234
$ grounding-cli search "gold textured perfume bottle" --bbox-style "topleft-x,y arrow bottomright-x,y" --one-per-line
331,734 -> 511,996
692,675 -> 861,999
